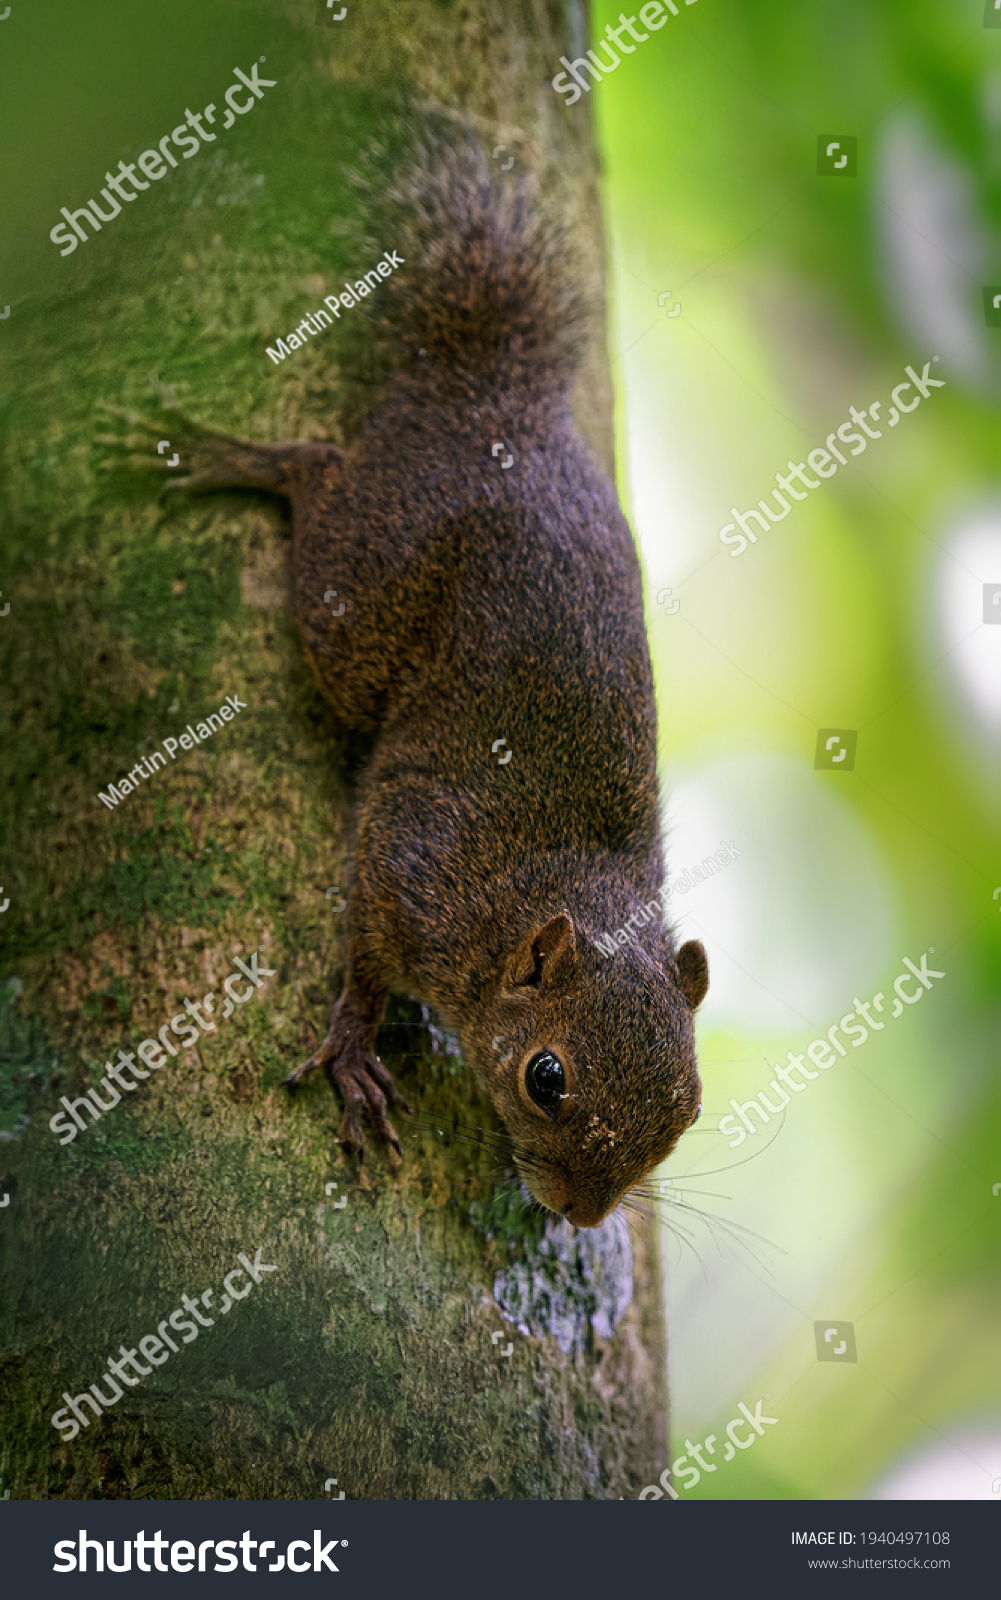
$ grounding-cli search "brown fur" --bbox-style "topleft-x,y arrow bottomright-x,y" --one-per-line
112,143 -> 709,1228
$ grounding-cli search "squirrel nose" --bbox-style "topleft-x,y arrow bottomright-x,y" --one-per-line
561,1194 -> 616,1229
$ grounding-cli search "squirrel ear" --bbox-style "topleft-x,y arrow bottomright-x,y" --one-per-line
505,913 -> 579,992
676,940 -> 709,1010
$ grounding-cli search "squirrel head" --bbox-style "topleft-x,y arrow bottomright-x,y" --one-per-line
481,912 -> 708,1229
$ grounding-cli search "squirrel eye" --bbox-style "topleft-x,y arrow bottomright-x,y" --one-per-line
525,1050 -> 565,1115
692,1102 -> 702,1124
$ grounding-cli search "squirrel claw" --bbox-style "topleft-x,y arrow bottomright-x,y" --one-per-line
326,1048 -> 407,1157
282,1054 -> 322,1090
285,1000 -> 409,1155
337,1109 -> 365,1155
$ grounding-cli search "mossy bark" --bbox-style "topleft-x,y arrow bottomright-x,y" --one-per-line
0,0 -> 666,1499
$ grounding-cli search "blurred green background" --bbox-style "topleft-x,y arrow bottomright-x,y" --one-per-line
591,0 -> 1001,1497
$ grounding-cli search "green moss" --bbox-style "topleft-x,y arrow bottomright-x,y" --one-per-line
468,1179 -> 548,1260
0,981 -> 56,1136
15,808 -> 238,964
112,523 -> 244,673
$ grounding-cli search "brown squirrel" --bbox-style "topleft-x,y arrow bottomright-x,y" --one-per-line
109,143 -> 709,1229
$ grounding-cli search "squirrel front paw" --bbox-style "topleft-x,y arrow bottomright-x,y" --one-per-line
283,1038 -> 412,1156
331,1048 -> 413,1156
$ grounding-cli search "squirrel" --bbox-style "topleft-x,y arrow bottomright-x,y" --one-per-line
109,141 -> 709,1229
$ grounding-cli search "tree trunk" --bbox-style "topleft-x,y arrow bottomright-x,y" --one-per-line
0,0 -> 666,1499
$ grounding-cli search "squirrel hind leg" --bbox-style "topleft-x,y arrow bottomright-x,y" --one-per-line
161,439 -> 339,499
96,401 -> 341,499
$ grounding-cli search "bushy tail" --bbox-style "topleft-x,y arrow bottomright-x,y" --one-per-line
375,136 -> 590,394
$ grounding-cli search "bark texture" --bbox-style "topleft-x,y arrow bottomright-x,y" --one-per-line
0,0 -> 666,1499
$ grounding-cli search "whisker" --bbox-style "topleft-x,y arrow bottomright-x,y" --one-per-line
632,1183 -> 732,1202
622,1194 -> 700,1246
618,1173 -> 782,1275
659,1197 -> 778,1252
669,1108 -> 788,1179
680,1209 -> 779,1275
616,1206 -> 648,1248
648,1211 -> 710,1278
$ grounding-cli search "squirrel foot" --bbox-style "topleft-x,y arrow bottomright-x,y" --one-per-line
94,401 -> 247,493
284,1034 -> 412,1156
94,401 -> 339,498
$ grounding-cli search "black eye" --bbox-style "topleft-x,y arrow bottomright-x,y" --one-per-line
525,1050 -> 565,1115
692,1102 -> 702,1124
